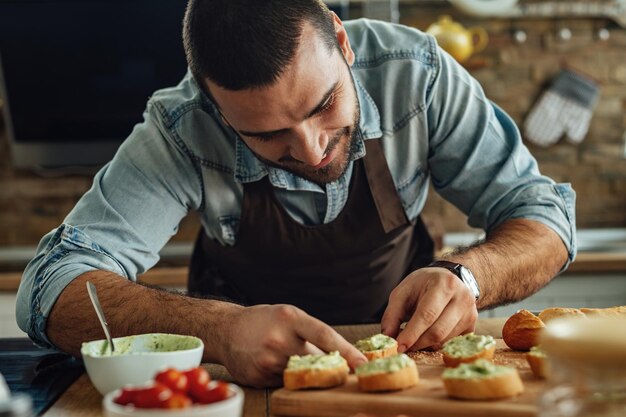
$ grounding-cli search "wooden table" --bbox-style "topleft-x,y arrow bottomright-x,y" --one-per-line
40,319 -> 505,417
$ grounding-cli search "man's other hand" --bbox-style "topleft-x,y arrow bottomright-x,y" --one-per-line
220,304 -> 367,387
380,268 -> 478,352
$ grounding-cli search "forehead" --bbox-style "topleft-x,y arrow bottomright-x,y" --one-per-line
207,22 -> 342,131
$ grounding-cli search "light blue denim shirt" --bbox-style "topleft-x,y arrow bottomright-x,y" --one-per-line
17,19 -> 576,348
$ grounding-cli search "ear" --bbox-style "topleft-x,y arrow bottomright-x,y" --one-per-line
331,12 -> 355,66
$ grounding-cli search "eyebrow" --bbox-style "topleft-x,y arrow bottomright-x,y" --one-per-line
238,81 -> 339,138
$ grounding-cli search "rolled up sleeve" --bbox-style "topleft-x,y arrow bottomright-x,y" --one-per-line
426,46 -> 577,269
16,225 -> 128,348
16,104 -> 202,349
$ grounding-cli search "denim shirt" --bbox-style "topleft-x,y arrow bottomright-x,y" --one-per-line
16,19 -> 576,348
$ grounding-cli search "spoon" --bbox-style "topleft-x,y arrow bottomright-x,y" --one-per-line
86,281 -> 115,354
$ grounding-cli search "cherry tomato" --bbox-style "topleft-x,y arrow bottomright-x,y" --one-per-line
133,383 -> 173,409
184,367 -> 211,396
113,386 -> 144,406
162,392 -> 192,409
155,368 -> 189,393
192,380 -> 230,404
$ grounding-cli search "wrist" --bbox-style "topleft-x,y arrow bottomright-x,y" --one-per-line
201,300 -> 245,364
427,260 -> 481,300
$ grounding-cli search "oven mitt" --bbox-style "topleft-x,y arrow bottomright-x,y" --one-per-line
523,69 -> 600,147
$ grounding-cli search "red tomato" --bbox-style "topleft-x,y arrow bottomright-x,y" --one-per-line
184,367 -> 211,396
133,384 -> 173,409
162,392 -> 192,409
155,368 -> 189,393
114,387 -> 144,406
192,381 -> 230,404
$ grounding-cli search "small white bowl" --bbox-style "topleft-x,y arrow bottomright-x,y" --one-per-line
81,333 -> 203,395
102,384 -> 244,417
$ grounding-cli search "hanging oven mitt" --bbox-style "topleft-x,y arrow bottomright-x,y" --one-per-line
523,69 -> 600,147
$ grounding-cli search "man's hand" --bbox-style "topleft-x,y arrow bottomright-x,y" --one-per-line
220,304 -> 368,388
381,268 -> 478,352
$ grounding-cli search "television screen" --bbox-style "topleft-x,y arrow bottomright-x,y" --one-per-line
0,0 -> 189,171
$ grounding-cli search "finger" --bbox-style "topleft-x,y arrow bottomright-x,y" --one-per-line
426,307 -> 478,351
301,341 -> 325,356
295,312 -> 367,370
266,338 -> 326,376
380,289 -> 411,339
406,299 -> 460,351
396,280 -> 455,352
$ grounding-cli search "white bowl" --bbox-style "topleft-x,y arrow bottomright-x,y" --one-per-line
81,333 -> 203,395
102,384 -> 244,417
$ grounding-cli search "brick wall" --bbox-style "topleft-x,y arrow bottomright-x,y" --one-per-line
0,128 -> 201,247
1,4 -> 625,249
398,3 -> 626,232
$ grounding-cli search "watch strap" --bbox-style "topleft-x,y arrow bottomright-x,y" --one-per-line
427,260 -> 480,300
428,260 -> 463,273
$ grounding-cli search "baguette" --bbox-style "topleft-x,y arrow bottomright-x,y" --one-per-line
354,334 -> 398,361
442,359 -> 524,400
538,307 -> 585,323
441,333 -> 496,368
525,346 -> 548,379
356,354 -> 419,392
580,306 -> 626,317
283,351 -> 349,390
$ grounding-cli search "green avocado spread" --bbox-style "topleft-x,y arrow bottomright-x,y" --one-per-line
354,334 -> 397,352
81,333 -> 201,357
529,346 -> 547,357
441,333 -> 495,358
287,351 -> 347,371
355,354 -> 414,376
442,359 -> 514,379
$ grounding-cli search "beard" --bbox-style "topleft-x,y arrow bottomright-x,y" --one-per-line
256,104 -> 361,185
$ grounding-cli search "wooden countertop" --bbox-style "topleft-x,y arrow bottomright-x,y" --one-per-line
1,251 -> 625,291
41,319 -> 506,417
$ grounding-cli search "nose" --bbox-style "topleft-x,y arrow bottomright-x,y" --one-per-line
289,124 -> 329,167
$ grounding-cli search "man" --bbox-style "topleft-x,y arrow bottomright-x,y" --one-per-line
16,0 -> 575,388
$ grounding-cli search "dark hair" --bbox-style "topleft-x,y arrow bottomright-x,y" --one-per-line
183,0 -> 338,91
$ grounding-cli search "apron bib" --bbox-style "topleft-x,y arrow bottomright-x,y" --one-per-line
188,139 -> 433,324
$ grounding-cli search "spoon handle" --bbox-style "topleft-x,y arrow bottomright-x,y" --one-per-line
86,281 -> 115,353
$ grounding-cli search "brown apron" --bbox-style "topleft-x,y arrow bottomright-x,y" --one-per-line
188,139 -> 433,324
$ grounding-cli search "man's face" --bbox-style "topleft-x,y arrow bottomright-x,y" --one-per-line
206,19 -> 360,185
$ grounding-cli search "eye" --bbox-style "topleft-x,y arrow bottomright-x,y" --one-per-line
251,135 -> 274,143
318,93 -> 336,114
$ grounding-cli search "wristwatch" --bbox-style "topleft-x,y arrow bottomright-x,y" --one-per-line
427,260 -> 480,300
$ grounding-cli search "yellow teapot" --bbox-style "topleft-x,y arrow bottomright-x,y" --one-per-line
426,15 -> 488,63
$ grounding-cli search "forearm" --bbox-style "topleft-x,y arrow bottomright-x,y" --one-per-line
46,270 -> 243,363
442,218 -> 568,310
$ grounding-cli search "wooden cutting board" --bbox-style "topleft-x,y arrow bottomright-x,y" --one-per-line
270,340 -> 543,417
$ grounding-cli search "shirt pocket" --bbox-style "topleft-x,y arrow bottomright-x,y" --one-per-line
396,167 -> 428,216
218,215 -> 240,246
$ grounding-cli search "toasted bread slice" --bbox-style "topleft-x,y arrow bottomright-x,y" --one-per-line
525,346 -> 548,379
356,354 -> 419,392
354,334 -> 398,361
441,333 -> 496,368
442,359 -> 524,400
538,307 -> 585,323
283,351 -> 349,390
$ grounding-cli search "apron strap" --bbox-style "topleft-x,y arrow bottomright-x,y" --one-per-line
363,139 -> 409,233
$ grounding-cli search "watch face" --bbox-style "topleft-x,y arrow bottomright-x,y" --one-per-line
459,267 -> 480,299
